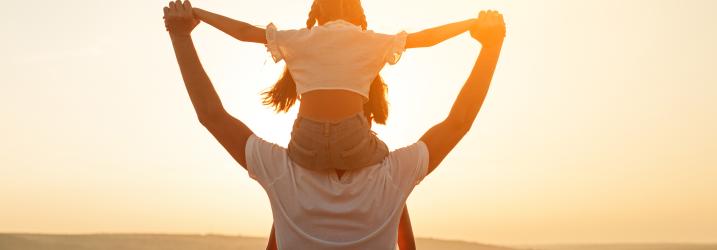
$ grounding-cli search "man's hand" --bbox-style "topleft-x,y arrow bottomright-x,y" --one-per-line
163,0 -> 199,36
471,10 -> 506,48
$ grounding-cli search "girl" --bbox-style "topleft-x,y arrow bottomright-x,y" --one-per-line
191,1 -> 479,248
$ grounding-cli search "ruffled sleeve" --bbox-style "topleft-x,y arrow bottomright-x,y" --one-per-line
265,23 -> 283,63
385,31 -> 408,65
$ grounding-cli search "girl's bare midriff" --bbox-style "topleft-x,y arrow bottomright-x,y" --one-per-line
298,90 -> 365,122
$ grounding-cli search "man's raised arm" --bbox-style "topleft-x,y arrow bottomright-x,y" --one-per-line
420,10 -> 506,174
165,0 -> 253,168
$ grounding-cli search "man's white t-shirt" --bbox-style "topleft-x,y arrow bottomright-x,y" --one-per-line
245,134 -> 429,250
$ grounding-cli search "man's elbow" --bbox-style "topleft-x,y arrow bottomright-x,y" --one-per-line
197,110 -> 227,128
444,116 -> 474,135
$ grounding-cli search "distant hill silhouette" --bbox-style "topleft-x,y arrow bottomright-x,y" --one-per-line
524,244 -> 717,250
0,233 -> 516,250
4,234 -> 714,250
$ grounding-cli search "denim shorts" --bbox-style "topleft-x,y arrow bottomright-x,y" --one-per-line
288,113 -> 389,171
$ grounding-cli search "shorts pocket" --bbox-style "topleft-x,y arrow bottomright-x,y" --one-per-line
337,134 -> 376,170
288,138 -> 318,170
289,139 -> 317,157
340,135 -> 370,158
339,131 -> 389,170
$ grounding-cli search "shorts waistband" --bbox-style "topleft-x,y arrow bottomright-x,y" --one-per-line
294,112 -> 368,133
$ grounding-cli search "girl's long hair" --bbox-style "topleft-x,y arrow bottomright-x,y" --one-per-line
261,0 -> 389,124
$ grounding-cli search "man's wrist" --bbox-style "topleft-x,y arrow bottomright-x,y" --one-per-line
169,33 -> 192,40
481,40 -> 504,51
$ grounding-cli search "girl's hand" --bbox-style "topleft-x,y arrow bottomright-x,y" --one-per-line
471,10 -> 506,48
163,0 -> 199,36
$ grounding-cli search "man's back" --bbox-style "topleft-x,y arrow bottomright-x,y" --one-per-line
245,135 -> 429,250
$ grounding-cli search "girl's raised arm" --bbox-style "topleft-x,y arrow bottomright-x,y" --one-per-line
193,8 -> 267,44
405,18 -> 477,49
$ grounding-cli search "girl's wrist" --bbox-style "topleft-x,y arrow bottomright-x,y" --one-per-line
192,7 -> 204,19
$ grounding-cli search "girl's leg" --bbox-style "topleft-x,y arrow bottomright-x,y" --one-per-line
266,224 -> 277,250
397,205 -> 417,250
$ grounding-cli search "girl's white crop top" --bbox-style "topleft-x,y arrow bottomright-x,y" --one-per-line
265,20 -> 407,99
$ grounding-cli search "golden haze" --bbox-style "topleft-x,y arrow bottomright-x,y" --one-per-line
1,0 -> 716,245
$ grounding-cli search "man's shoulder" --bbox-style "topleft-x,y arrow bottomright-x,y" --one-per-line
382,141 -> 429,171
382,140 -> 430,190
387,141 -> 428,159
248,134 -> 288,151
246,134 -> 289,168
246,134 -> 291,186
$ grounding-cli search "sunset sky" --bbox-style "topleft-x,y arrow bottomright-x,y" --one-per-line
1,0 -> 716,245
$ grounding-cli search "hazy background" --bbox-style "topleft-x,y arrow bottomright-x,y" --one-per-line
1,0 -> 716,245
